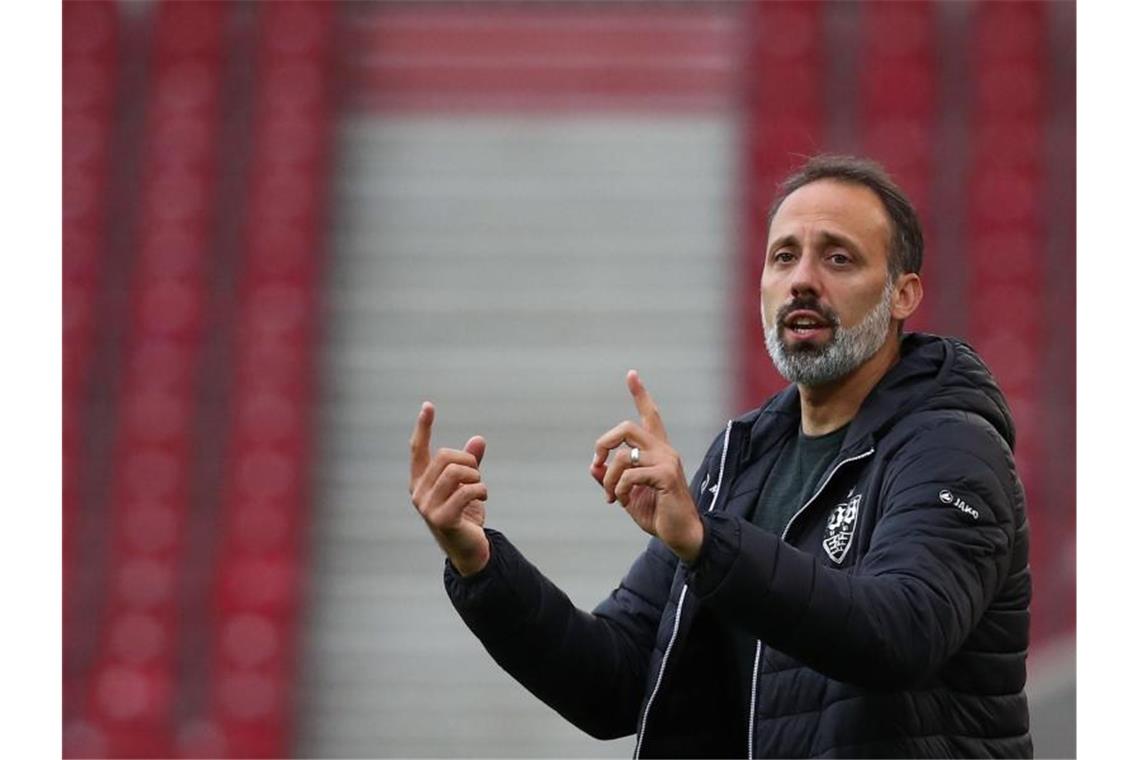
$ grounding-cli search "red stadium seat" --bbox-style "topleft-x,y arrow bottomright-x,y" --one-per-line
63,3 -> 119,740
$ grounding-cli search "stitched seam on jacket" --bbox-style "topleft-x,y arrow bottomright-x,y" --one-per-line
815,728 -> 1032,757
754,682 -> 1029,722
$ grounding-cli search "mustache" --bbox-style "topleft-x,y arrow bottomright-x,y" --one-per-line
776,296 -> 839,328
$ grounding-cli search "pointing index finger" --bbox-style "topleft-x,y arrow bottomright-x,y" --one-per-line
626,370 -> 667,440
409,401 -> 435,488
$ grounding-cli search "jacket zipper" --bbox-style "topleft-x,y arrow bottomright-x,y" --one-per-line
747,446 -> 875,760
633,420 -> 733,759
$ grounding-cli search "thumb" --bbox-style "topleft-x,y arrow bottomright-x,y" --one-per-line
464,435 -> 487,466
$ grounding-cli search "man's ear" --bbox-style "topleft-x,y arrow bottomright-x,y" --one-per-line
891,273 -> 923,322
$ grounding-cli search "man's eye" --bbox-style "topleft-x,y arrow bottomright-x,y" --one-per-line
829,252 -> 852,265
773,251 -> 794,263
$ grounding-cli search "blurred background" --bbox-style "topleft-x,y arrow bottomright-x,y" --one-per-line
62,1 -> 1075,757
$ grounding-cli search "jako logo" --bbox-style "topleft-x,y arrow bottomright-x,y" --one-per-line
938,489 -> 979,520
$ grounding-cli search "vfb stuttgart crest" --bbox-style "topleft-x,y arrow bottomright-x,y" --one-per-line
822,492 -> 861,564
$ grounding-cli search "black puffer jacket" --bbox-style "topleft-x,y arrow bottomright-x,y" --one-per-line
445,334 -> 1032,758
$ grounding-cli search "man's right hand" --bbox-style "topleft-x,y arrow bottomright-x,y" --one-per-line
408,402 -> 491,576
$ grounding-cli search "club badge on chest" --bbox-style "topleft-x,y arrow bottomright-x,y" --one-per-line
823,489 -> 862,564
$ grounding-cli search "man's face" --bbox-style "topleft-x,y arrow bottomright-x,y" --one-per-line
760,180 -> 896,387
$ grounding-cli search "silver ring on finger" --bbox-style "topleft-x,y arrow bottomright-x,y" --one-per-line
630,446 -> 641,466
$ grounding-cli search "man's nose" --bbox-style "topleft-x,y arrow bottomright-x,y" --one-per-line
788,256 -> 822,299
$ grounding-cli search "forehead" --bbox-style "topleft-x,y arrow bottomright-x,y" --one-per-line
768,179 -> 892,256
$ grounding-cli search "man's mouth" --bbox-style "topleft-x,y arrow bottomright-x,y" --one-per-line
782,310 -> 834,337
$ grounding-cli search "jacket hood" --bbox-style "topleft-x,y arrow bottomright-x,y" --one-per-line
740,333 -> 1017,455
854,333 -> 1016,450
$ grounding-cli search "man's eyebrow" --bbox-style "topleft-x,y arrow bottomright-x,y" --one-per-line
818,230 -> 864,255
767,234 -> 798,255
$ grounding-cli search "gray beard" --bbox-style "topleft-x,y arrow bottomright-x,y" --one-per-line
763,280 -> 894,388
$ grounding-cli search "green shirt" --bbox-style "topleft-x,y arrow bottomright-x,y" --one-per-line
748,422 -> 850,536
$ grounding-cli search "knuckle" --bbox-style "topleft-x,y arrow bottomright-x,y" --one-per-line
458,482 -> 484,501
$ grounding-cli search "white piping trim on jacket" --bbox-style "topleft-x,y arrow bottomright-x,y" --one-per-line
708,420 -> 733,512
747,446 -> 875,760
633,420 -> 733,758
748,640 -> 762,759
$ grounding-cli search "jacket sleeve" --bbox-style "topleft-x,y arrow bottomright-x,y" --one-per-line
686,418 -> 1018,689
443,441 -> 719,738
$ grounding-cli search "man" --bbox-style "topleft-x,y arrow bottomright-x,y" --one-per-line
408,155 -> 1032,757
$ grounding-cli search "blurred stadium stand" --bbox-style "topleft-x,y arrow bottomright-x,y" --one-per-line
63,1 -> 1075,757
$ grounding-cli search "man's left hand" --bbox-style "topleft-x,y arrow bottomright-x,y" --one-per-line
590,370 -> 704,563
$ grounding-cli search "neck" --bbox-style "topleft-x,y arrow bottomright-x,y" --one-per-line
798,333 -> 902,437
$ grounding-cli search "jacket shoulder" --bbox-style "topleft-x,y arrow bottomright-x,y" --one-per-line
885,408 -> 1015,475
879,408 -> 1022,527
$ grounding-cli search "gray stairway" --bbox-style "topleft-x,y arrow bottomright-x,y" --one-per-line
296,114 -> 737,757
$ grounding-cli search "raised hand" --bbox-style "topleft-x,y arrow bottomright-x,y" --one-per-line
590,371 -> 704,563
409,402 -> 491,576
